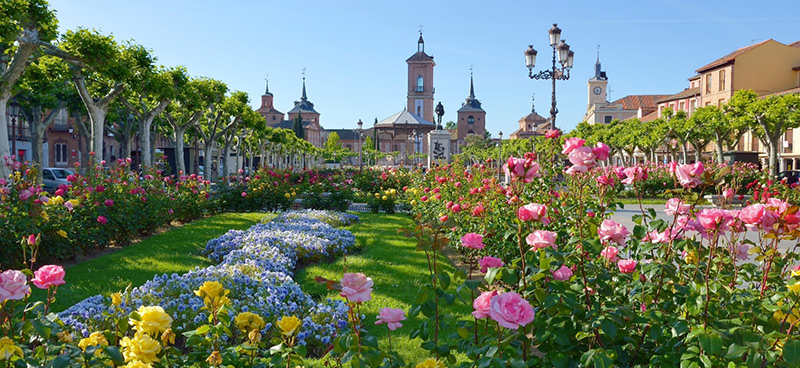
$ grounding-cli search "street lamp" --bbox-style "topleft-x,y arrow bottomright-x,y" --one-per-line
8,97 -> 20,160
497,131 -> 503,183
357,119 -> 363,169
525,23 -> 574,130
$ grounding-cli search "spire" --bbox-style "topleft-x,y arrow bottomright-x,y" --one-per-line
468,67 -> 475,100
592,45 -> 607,81
418,24 -> 424,53
300,67 -> 308,101
531,93 -> 536,114
265,78 -> 270,94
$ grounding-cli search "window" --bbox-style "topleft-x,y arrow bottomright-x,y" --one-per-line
679,101 -> 685,111
705,74 -> 712,93
691,100 -> 697,113
467,130 -> 474,135
272,116 -> 276,121
719,70 -> 725,91
468,116 -> 474,124
54,143 -> 67,165
43,170 -> 55,180
54,109 -> 68,129
604,115 -> 613,124
718,99 -> 724,107
416,76 -> 424,92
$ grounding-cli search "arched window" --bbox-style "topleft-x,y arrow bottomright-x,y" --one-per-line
468,116 -> 474,124
416,76 -> 424,92
467,130 -> 475,135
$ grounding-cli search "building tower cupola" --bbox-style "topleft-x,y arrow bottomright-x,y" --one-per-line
418,32 -> 424,53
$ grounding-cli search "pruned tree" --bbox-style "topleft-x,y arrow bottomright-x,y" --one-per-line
196,89 -> 251,181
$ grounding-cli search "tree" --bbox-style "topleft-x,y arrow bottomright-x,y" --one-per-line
0,0 -> 58,176
444,120 -> 456,130
729,90 -> 800,176
323,131 -> 343,162
292,113 -> 304,140
196,89 -> 251,181
690,105 -> 744,163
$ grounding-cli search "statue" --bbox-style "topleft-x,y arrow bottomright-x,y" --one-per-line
435,101 -> 445,130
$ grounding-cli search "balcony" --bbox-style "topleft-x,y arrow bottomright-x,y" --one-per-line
7,125 -> 31,141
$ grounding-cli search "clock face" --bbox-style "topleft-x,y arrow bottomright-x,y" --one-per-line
593,87 -> 602,95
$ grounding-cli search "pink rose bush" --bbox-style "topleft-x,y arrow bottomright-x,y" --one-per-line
488,292 -> 534,329
472,290 -> 498,319
517,203 -> 549,223
340,272 -> 374,303
32,265 -> 65,289
526,230 -> 557,250
461,233 -> 485,249
598,219 -> 629,245
551,265 -> 573,281
479,256 -> 504,273
375,308 -> 406,331
0,270 -> 31,302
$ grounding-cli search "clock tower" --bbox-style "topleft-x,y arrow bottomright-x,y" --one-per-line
587,49 -> 608,108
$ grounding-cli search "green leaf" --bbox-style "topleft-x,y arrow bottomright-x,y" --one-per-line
484,267 -> 501,285
725,343 -> 748,361
699,332 -> 722,356
439,272 -> 451,290
104,346 -> 125,365
700,355 -> 713,368
50,355 -> 70,368
464,279 -> 482,291
601,319 -> 618,339
783,338 -> 800,366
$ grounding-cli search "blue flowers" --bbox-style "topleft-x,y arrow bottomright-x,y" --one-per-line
59,210 -> 359,349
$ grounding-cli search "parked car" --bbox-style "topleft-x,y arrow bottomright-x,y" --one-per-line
42,168 -> 74,193
777,170 -> 800,185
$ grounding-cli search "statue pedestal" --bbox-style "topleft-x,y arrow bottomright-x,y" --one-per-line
427,130 -> 451,168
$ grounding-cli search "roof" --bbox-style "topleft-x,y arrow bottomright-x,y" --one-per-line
639,110 -> 660,122
696,39 -> 771,73
271,120 -> 313,130
769,86 -> 800,96
656,87 -> 701,103
287,78 -> 319,115
325,129 -> 359,140
520,111 -> 547,122
610,94 -> 671,111
259,107 -> 283,115
406,51 -> 434,63
790,40 -> 800,48
375,109 -> 435,128
688,74 -> 701,81
458,74 -> 485,113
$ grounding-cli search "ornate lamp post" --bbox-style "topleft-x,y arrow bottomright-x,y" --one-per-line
525,23 -> 574,131
8,97 -> 20,160
497,130 -> 503,183
357,119 -> 363,168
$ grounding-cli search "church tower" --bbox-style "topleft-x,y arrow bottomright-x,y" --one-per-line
257,78 -> 284,126
456,71 -> 486,142
587,47 -> 608,108
407,32 -> 435,123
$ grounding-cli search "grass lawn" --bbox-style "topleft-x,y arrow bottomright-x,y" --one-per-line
616,197 -> 667,205
295,212 -> 472,366
38,212 -> 267,312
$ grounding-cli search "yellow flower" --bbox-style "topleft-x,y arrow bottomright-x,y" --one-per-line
160,328 -> 175,346
194,281 -> 230,310
0,336 -> 23,361
277,315 -> 302,336
789,282 -> 800,294
415,358 -> 446,368
382,196 -> 388,201
120,332 -> 161,364
793,268 -> 800,278
390,189 -> 397,195
130,306 -> 173,336
410,200 -> 416,206
78,331 -> 109,351
120,361 -> 153,368
248,329 -> 262,344
68,199 -> 80,207
111,293 -> 123,306
205,350 -> 223,366
57,229 -> 68,238
48,196 -> 64,205
235,311 -> 265,333
41,211 -> 49,222
684,251 -> 698,265
57,331 -> 73,343
284,193 -> 291,198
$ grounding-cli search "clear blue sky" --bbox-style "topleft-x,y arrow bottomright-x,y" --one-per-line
48,0 -> 800,137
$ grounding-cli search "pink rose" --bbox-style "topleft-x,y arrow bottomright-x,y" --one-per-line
517,203 -> 548,223
595,174 -> 614,187
340,273 -> 374,303
664,198 -> 690,216
621,166 -> 646,185
734,244 -> 749,260
696,208 -> 727,230
0,270 -> 31,302
32,265 -> 66,289
104,199 -> 114,207
489,292 -> 534,329
241,192 -> 247,197
566,164 -> 588,176
461,233 -> 485,250
472,290 -> 498,319
723,188 -> 734,199
592,142 -> 610,161
600,246 -> 619,262
479,256 -> 504,273
545,129 -> 561,139
27,234 -> 37,246
526,230 -> 557,250
674,162 -> 703,188
375,307 -> 406,331
505,157 -> 540,183
551,265 -> 573,281
97,216 -> 107,225
561,137 -> 586,155
568,146 -> 596,168
617,259 -> 637,274
598,219 -> 629,245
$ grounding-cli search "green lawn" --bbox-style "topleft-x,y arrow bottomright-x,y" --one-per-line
39,212 -> 267,312
616,197 -> 668,205
295,212 -> 472,366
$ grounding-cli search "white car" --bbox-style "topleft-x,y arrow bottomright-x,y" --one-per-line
42,168 -> 74,193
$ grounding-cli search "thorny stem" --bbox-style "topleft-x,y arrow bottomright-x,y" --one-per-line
760,237 -> 782,297
703,230 -> 721,329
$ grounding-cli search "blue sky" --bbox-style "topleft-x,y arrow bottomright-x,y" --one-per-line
49,0 -> 800,137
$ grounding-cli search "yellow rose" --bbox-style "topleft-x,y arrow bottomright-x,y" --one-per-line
793,268 -> 800,278
415,358 -> 446,368
121,361 -> 153,368
194,281 -> 230,310
78,331 -> 109,351
130,306 -> 173,336
57,229 -> 68,238
382,196 -> 388,201
111,293 -> 123,306
0,336 -> 23,361
276,315 -> 302,336
684,251 -> 698,265
235,312 -> 265,333
205,350 -> 223,366
68,199 -> 80,207
410,200 -> 416,206
56,331 -> 73,343
789,282 -> 800,294
284,193 -> 291,198
41,211 -> 49,222
120,332 -> 161,364
161,328 -> 175,346
48,196 -> 64,205
390,189 -> 397,194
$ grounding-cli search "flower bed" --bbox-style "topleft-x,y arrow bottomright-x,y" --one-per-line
59,210 -> 359,355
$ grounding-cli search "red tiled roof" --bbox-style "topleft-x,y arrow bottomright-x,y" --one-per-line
769,86 -> 800,96
639,110 -> 660,122
656,87 -> 701,103
790,40 -> 800,48
696,39 -> 771,73
610,94 -> 671,111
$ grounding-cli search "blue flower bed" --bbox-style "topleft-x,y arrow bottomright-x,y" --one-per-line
60,210 -> 359,350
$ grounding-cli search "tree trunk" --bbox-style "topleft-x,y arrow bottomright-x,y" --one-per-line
174,127 -> 187,175
28,108 -> 45,183
0,39 -> 40,177
149,123 -> 157,171
713,132 -> 725,164
203,142 -> 213,182
768,138 -> 780,176
222,136 -> 232,176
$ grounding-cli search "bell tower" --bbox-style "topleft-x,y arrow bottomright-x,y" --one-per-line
407,31 -> 436,123
588,46 -> 608,108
